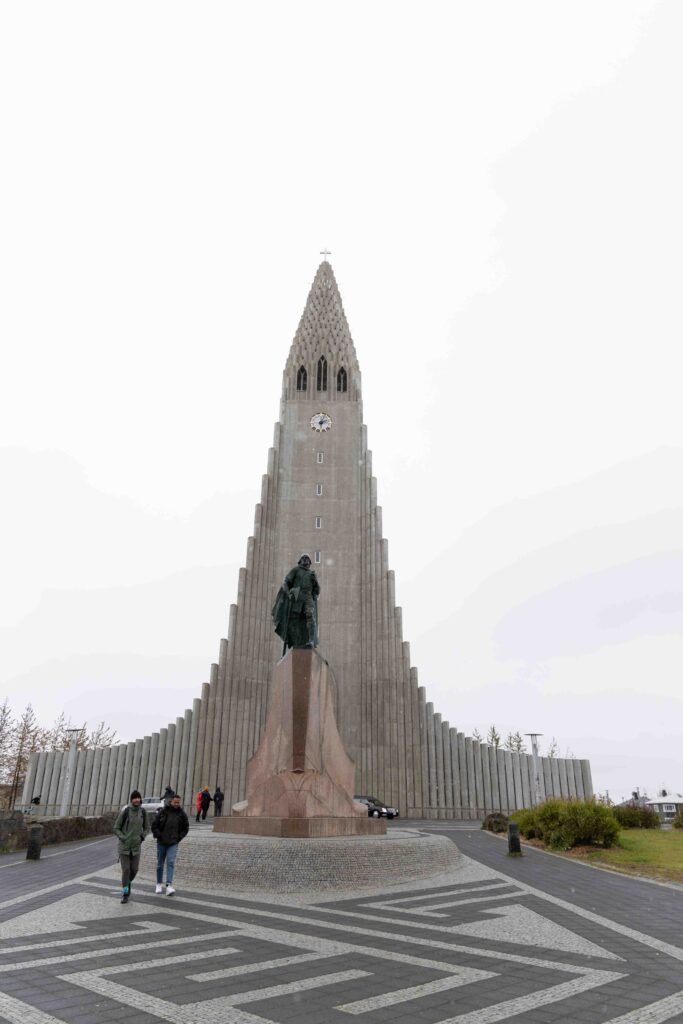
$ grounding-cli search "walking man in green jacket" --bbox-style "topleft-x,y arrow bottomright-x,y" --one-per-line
113,790 -> 149,904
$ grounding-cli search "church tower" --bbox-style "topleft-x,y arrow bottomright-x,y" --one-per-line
196,259 -> 422,814
23,262 -> 593,819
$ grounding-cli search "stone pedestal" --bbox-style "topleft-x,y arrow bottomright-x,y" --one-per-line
217,648 -> 385,837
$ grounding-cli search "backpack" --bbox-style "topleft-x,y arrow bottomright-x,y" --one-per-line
120,804 -> 148,831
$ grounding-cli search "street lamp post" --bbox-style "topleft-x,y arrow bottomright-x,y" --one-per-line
525,733 -> 543,806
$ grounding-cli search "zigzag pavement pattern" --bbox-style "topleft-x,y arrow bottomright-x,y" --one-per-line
1,830 -> 683,1023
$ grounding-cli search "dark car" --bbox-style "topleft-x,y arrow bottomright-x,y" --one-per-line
354,795 -> 400,819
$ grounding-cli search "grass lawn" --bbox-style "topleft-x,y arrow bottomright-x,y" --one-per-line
557,828 -> 683,884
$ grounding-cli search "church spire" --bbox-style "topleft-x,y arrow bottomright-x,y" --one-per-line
283,261 -> 360,401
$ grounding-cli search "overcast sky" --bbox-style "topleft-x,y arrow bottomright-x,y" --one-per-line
2,1 -> 682,804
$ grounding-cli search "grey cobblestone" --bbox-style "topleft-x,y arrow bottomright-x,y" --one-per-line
1,822 -> 682,1023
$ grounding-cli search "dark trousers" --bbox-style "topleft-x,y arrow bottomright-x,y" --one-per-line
120,851 -> 140,891
214,803 -> 223,817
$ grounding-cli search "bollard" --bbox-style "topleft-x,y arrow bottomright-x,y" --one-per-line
507,821 -> 522,857
26,823 -> 44,860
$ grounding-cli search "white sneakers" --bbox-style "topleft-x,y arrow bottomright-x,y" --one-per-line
155,883 -> 176,895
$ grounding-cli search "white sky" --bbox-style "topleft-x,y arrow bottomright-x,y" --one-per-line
1,1 -> 682,804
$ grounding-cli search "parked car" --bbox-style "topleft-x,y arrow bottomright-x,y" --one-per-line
140,796 -> 165,815
354,795 -> 399,819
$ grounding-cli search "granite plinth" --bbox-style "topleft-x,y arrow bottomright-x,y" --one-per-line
215,815 -> 385,838
232,648 -> 383,831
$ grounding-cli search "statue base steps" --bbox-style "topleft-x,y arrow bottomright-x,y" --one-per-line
215,815 -> 385,838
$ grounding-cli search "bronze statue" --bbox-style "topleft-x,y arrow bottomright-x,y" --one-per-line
272,554 -> 320,653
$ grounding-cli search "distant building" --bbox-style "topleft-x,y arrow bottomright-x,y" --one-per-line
645,792 -> 683,824
616,789 -> 651,809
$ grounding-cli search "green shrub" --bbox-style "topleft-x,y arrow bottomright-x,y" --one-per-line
534,798 -> 567,844
510,808 -> 538,839
551,800 -> 620,850
672,810 -> 683,830
613,804 -> 660,829
512,799 -> 620,850
482,812 -> 508,833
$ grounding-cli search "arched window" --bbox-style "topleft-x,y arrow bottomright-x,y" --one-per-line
336,366 -> 347,393
296,365 -> 307,391
317,356 -> 328,392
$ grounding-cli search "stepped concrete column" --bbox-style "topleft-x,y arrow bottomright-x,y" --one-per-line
503,750 -> 515,809
139,736 -> 152,798
581,760 -> 593,799
47,752 -> 63,813
481,743 -> 493,813
146,735 -> 159,797
441,721 -> 453,816
94,747 -> 110,814
170,717 -> 183,794
153,729 -> 167,797
184,699 -> 201,806
573,759 -> 585,800
524,753 -> 532,806
86,749 -> 102,813
121,742 -> 135,804
550,757 -> 561,798
433,713 -> 445,819
161,725 -> 175,794
472,741 -> 485,816
177,709 -> 192,803
111,745 -> 126,808
464,739 -> 476,817
558,758 -> 570,798
21,753 -> 40,809
425,702 -> 437,819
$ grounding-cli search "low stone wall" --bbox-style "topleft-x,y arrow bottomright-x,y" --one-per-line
0,811 -> 116,853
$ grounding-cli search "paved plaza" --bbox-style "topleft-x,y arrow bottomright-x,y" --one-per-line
1,823 -> 682,1023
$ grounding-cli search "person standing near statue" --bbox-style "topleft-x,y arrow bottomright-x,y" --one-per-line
272,554 -> 320,652
199,786 -> 212,820
213,786 -> 224,816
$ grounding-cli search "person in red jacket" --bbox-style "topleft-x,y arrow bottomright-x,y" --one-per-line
195,789 -> 203,823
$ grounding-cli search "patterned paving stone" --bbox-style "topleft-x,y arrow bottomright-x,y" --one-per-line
0,822 -> 682,1022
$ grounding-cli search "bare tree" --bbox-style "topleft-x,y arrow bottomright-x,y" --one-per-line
45,711 -> 72,751
0,698 -> 14,789
504,731 -> 527,753
8,704 -> 47,807
545,737 -> 559,758
486,725 -> 501,748
85,721 -> 118,749
472,728 -> 483,742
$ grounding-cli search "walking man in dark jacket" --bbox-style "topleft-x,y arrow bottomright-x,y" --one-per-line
113,790 -> 149,904
213,787 -> 224,817
151,793 -> 189,895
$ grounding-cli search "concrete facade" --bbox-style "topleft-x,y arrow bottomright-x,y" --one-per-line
23,261 -> 593,818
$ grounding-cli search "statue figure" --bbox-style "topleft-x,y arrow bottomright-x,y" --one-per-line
272,554 -> 320,653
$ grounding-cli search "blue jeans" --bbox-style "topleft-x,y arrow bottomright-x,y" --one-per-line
156,843 -> 179,884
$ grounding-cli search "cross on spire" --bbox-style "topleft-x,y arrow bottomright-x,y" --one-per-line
320,248 -> 331,262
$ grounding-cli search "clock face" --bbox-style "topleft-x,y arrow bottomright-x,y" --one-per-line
311,412 -> 332,432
